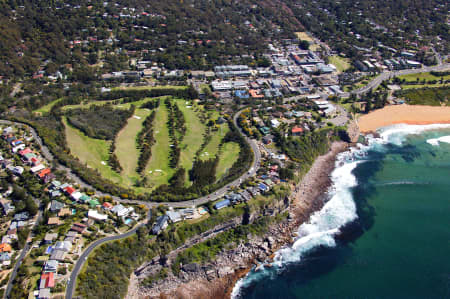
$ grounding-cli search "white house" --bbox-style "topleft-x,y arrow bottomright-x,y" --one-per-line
88,210 -> 108,221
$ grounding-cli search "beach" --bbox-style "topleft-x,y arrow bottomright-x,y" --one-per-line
358,105 -> 450,133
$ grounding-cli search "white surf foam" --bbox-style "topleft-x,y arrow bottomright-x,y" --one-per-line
426,135 -> 450,146
231,124 -> 450,298
231,158 -> 360,298
377,124 -> 450,146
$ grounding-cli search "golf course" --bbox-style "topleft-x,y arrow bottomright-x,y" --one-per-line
63,96 -> 241,193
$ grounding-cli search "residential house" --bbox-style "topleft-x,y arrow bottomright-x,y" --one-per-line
40,272 -> 55,289
262,134 -> 274,145
111,204 -> 133,217
71,223 -> 87,234
102,202 -> 113,211
14,212 -> 29,221
292,126 -> 304,136
7,165 -> 24,176
43,233 -> 58,244
70,191 -> 83,201
152,215 -> 169,235
50,249 -> 66,261
0,200 -> 15,215
58,208 -> 71,217
38,288 -> 51,299
50,200 -> 64,213
0,252 -> 10,262
88,210 -> 108,221
30,164 -> 46,174
44,260 -> 59,273
166,210 -> 182,223
0,243 -> 12,253
47,217 -> 61,226
54,241 -> 72,252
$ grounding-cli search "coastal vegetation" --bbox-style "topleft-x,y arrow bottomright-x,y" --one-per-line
394,86 -> 449,106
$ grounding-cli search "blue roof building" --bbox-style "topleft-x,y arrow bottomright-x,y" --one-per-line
214,199 -> 231,210
235,90 -> 249,99
258,183 -> 269,192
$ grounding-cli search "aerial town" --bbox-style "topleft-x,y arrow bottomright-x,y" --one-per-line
0,0 -> 449,298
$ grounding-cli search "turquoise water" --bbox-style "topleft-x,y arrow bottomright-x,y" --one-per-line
234,125 -> 450,299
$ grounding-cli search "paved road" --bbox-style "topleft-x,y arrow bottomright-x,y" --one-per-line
65,210 -> 152,299
4,201 -> 43,299
340,63 -> 450,98
0,108 -> 262,209
1,108 -> 261,298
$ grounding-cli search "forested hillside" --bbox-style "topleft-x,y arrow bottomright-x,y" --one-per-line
0,0 -> 301,79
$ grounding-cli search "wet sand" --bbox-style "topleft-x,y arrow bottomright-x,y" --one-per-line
358,105 -> 450,133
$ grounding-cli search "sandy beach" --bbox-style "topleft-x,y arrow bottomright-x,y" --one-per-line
358,105 -> 450,133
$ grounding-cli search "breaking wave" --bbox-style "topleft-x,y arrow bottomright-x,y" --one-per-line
231,123 -> 450,299
231,155 -> 360,298
426,135 -> 450,146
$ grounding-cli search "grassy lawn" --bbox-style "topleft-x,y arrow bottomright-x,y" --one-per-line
177,100 -> 207,182
200,124 -> 230,161
328,55 -> 351,72
216,142 -> 240,180
34,98 -> 63,114
114,109 -> 152,187
400,83 -> 449,90
295,32 -> 313,42
145,104 -> 175,188
62,100 -> 115,111
396,72 -> 450,82
111,85 -> 187,91
63,118 -> 124,184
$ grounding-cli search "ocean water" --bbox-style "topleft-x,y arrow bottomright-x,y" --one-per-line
232,124 -> 450,299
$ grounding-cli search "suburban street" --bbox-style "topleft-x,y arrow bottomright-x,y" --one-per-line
0,62 -> 446,297
4,201 -> 43,299
2,108 -> 262,299
65,211 -> 152,299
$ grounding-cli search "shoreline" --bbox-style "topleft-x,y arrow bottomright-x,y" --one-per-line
358,105 -> 450,133
129,141 -> 350,299
223,141 -> 350,298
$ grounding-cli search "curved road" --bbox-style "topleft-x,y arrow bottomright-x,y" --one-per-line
0,108 -> 260,299
0,112 -> 260,208
340,63 -> 450,97
64,108 -> 259,298
2,64 -> 446,296
65,211 -> 152,299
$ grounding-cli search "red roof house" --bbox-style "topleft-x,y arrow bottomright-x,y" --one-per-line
19,148 -> 32,156
64,186 -> 76,195
292,126 -> 304,136
40,272 -> 55,288
38,168 -> 51,179
102,202 -> 113,210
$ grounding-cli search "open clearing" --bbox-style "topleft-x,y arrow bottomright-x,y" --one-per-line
34,98 -> 63,114
216,142 -> 240,180
177,100 -> 207,183
295,32 -> 314,42
328,55 -> 351,72
114,109 -> 152,187
396,72 -> 450,82
145,103 -> 175,188
111,85 -> 187,91
63,118 -> 124,184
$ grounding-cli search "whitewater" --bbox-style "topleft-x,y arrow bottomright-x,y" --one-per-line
231,123 -> 450,299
